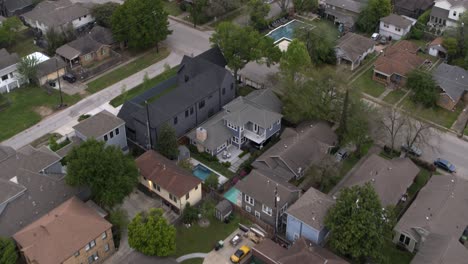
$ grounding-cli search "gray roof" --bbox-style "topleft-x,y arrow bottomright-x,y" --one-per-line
411,233 -> 468,264
215,200 -> 233,214
325,0 -> 364,13
334,154 -> 420,206
0,145 -> 15,162
380,14 -> 413,28
186,112 -> 232,150
3,0 -> 33,13
286,187 -> 335,230
22,0 -> 90,29
56,35 -> 105,59
393,0 -> 433,13
433,63 -> 468,102
447,0 -> 468,8
430,6 -> 449,19
36,57 -> 67,78
336,33 -> 375,62
0,48 -> 19,70
73,110 -> 124,139
89,26 -> 114,45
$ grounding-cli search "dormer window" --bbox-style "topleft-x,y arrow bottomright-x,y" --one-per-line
454,11 -> 457,17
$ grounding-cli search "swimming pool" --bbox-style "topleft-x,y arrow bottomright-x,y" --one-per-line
266,19 -> 312,44
192,164 -> 213,181
224,187 -> 240,205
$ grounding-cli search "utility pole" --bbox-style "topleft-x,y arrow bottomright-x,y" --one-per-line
145,100 -> 152,150
56,58 -> 64,108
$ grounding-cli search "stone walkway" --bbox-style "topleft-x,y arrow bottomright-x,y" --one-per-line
176,253 -> 208,263
229,153 -> 251,172
378,88 -> 392,100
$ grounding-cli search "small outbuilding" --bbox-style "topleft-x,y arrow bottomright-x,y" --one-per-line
428,37 -> 447,58
215,199 -> 233,221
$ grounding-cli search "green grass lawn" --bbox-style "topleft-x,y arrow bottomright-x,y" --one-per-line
9,30 -> 43,56
383,89 -> 407,105
401,97 -> 463,129
352,68 -> 386,98
163,0 -> 183,16
238,86 -> 255,97
180,259 -> 203,264
381,241 -> 414,264
407,169 -> 431,197
110,67 -> 178,107
86,48 -> 170,94
0,86 -> 81,141
210,7 -> 246,27
175,214 -> 249,257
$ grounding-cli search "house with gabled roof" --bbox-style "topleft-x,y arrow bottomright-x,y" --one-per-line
0,48 -> 21,93
429,0 -> 468,29
393,0 -> 434,19
323,0 -> 365,31
379,14 -> 415,40
432,63 -> 468,110
335,32 -> 375,71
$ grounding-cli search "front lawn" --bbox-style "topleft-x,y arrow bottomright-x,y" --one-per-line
0,86 -> 81,141
383,89 -> 407,105
86,48 -> 170,93
163,0 -> 183,16
352,68 -> 386,98
401,98 -> 463,129
380,241 -> 414,264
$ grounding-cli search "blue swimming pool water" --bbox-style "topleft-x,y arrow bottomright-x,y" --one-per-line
224,187 -> 240,204
266,20 -> 311,43
192,164 -> 213,181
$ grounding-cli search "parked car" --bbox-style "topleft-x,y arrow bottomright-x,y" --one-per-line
371,33 -> 380,41
335,148 -> 348,162
230,245 -> 251,263
379,36 -> 388,44
63,73 -> 76,83
434,158 -> 456,173
401,144 -> 422,157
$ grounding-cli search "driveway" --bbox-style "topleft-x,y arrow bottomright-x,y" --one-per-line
203,229 -> 256,264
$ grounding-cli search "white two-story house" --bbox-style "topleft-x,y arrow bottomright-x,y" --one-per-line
379,14 -> 416,40
429,0 -> 468,29
0,49 -> 21,94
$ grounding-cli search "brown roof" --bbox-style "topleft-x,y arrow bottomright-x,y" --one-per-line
135,150 -> 202,198
430,37 -> 444,46
13,197 -> 111,264
374,41 -> 425,77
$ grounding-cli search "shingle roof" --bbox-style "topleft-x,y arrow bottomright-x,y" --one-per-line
411,233 -> 468,264
135,150 -> 202,198
432,63 -> 468,102
336,32 -> 375,62
22,0 -> 90,29
73,110 -> 124,139
334,154 -> 420,206
447,0 -> 468,8
13,197 -> 112,264
36,57 -> 67,78
325,0 -> 364,13
89,26 -> 114,45
380,14 -> 413,28
56,35 -> 106,59
430,6 -> 449,19
393,0 -> 433,13
186,112 -> 232,150
0,48 -> 19,70
374,41 -> 425,77
215,200 -> 233,215
3,0 -> 33,13
286,187 -> 334,230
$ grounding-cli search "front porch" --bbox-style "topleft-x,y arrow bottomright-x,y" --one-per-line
244,129 -> 266,144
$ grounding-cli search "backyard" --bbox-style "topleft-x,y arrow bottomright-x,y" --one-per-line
352,69 -> 386,98
188,147 -> 235,178
380,240 -> 414,264
401,98 -> 463,129
9,29 -> 43,56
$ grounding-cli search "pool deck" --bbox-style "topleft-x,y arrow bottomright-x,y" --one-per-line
190,158 -> 229,186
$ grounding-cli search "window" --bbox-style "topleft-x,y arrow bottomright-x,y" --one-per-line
74,251 -> 80,257
169,193 -> 177,202
186,193 -> 190,200
185,109 -> 189,117
395,27 -> 401,32
244,195 -> 254,206
199,100 -> 205,109
454,11 -> 457,16
1,75 -> 8,81
222,88 -> 226,95
85,240 -> 96,251
184,75 -> 189,82
384,23 -> 389,28
245,205 -> 251,212
115,128 -> 119,135
190,107 -> 194,115
84,15 -> 87,18
293,233 -> 300,241
230,83 -> 234,90
88,253 -> 99,264
399,234 -> 410,246
277,119 -> 280,125
253,123 -> 258,132
79,17 -> 81,21
102,48 -> 108,56
104,243 -> 110,252
102,231 -> 107,240
174,116 -> 178,125
85,54 -> 92,61
262,204 -> 272,216
227,122 -> 237,130
104,135 -> 108,141
255,211 -> 260,218
110,131 -> 114,138
195,185 -> 198,190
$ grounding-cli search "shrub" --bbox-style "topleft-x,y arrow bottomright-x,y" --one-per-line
78,114 -> 91,121
182,203 -> 199,224
109,208 -> 129,248
222,161 -> 231,168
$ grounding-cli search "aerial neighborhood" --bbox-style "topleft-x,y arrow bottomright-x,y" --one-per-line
2,0 -> 468,264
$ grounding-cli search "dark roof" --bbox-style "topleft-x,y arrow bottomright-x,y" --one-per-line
336,33 -> 375,62
430,6 -> 450,19
432,63 -> 468,102
197,46 -> 227,67
325,0 -> 364,13
215,200 -> 233,214
56,34 -> 106,59
22,0 -> 90,29
380,14 -> 413,28
135,150 -> 202,198
393,0 -> 433,13
73,110 -> 125,139
89,26 -> 114,45
3,0 -> 33,13
0,48 -> 19,69
36,57 -> 67,78
411,233 -> 468,264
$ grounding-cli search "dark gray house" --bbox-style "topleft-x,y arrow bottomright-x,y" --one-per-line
0,0 -> 33,17
392,0 -> 434,19
118,47 -> 235,150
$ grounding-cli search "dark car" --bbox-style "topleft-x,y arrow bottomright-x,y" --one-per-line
63,73 -> 76,83
434,158 -> 456,173
401,143 -> 422,157
335,148 -> 348,162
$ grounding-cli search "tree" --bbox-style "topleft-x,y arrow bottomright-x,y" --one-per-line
379,108 -> 405,152
210,22 -> 281,95
307,156 -> 339,192
91,2 -> 120,28
66,139 -> 139,208
112,0 -> 171,51
248,0 -> 270,30
341,99 -> 372,157
276,0 -> 291,13
407,70 -> 438,108
279,39 -> 311,81
109,208 -> 129,248
155,123 -> 179,160
44,27 -> 75,56
205,0 -> 241,18
294,22 -> 337,65
443,37 -> 458,62
17,55 -> 39,85
188,0 -> 209,28
325,183 -> 394,263
204,173 -> 219,190
0,237 -> 17,264
0,16 -> 22,48
128,208 -> 176,256
403,118 -> 434,154
293,0 -> 318,14
356,0 -> 392,33
182,202 -> 199,224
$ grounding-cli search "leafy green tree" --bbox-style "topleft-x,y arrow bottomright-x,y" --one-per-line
156,123 -> 179,160
325,183 -> 394,263
188,0 -> 209,28
91,2 -> 120,28
248,0 -> 270,30
294,22 -> 337,65
109,208 -> 129,248
356,0 -> 392,33
0,17 -> 22,48
66,139 -> 139,208
0,237 -> 17,264
276,0 -> 291,13
210,22 -> 282,94
44,26 -> 75,56
205,0 -> 240,18
204,173 -> 219,190
293,0 -> 318,14
443,37 -> 458,63
280,39 -> 311,81
407,70 -> 438,108
128,208 -> 176,256
112,0 -> 171,51
182,202 -> 199,224
17,55 -> 39,84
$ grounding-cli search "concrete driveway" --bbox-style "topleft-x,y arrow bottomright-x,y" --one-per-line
203,229 -> 256,264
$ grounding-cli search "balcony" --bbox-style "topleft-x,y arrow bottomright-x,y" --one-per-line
243,129 -> 266,144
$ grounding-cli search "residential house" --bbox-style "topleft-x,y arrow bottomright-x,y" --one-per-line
13,197 -> 114,264
0,0 -> 34,17
373,40 -> 426,87
0,48 -> 21,93
429,0 -> 468,29
253,122 -> 338,182
36,57 -> 67,86
323,0 -> 366,31
379,14 -> 415,40
0,145 -> 89,237
252,238 -> 349,264
235,169 -> 301,228
187,89 -> 282,156
22,0 -> 94,35
392,0 -> 434,19
285,187 -> 335,245
432,63 -> 468,110
56,34 -> 111,68
332,154 -> 420,207
89,26 -> 118,48
118,47 -> 235,150
428,37 -> 448,58
393,175 -> 468,263
335,32 -> 375,70
136,150 -> 202,214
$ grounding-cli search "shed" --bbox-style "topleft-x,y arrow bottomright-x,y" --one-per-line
215,200 -> 233,221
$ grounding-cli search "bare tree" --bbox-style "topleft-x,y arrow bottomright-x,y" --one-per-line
403,118 -> 434,152
276,0 -> 291,13
379,108 -> 406,152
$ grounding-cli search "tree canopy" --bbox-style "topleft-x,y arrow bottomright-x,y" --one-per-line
128,208 -> 176,256
356,0 -> 392,33
156,123 -> 179,160
17,55 -> 39,84
0,237 -> 17,264
407,70 -> 438,108
204,173 -> 219,190
188,0 -> 209,28
279,39 -> 311,81
325,183 -> 394,263
292,0 -> 318,14
0,16 -> 22,48
91,2 -> 120,28
248,0 -> 270,30
66,139 -> 139,208
112,0 -> 171,50
294,22 -> 337,65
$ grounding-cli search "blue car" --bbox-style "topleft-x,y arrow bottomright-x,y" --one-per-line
434,158 -> 456,173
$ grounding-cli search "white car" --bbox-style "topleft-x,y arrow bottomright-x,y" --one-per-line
371,33 -> 380,41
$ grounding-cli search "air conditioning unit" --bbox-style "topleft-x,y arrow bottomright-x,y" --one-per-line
94,255 -> 99,261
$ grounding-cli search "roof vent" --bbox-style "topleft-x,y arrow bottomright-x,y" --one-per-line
312,217 -> 316,221
9,176 -> 18,184
284,145 -> 288,148
371,178 -> 375,182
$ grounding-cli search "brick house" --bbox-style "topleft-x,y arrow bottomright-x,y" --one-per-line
432,63 -> 468,110
56,34 -> 111,68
